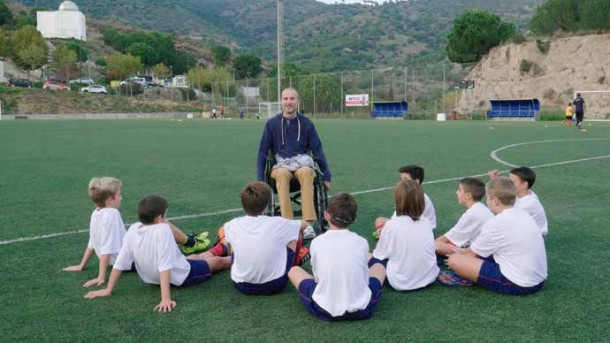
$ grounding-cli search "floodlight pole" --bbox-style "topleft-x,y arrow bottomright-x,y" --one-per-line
277,0 -> 284,102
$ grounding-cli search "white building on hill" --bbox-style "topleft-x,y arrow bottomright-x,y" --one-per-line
37,1 -> 86,41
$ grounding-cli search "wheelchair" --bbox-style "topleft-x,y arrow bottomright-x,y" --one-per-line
264,153 -> 329,234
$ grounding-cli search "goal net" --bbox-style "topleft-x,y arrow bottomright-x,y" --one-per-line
258,102 -> 282,118
573,90 -> 610,120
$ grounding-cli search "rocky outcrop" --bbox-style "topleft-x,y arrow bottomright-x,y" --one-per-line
459,34 -> 610,119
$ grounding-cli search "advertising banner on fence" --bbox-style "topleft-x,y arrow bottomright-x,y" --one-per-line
345,94 -> 369,107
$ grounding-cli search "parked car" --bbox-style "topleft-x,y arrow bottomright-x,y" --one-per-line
43,80 -> 69,91
69,77 -> 94,85
81,85 -> 108,94
120,77 -> 146,87
8,78 -> 33,88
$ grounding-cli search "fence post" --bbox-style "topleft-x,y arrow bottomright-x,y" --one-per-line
313,74 -> 316,117
371,69 -> 374,113
340,71 -> 343,119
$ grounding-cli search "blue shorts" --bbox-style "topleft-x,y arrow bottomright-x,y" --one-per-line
297,277 -> 383,322
477,256 -> 544,295
233,247 -> 295,295
180,260 -> 212,287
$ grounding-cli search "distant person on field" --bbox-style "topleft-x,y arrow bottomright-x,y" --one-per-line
447,178 -> 547,295
489,167 -> 548,236
370,180 -> 439,291
435,178 -> 494,261
288,193 -> 386,321
212,107 -> 217,119
220,105 -> 225,119
240,108 -> 245,119
564,103 -> 574,127
202,181 -> 311,295
374,165 -> 437,238
572,93 -> 586,129
84,195 -> 230,313
256,87 -> 332,238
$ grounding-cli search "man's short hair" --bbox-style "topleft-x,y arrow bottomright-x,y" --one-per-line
138,195 -> 168,224
241,181 -> 271,216
395,179 -> 425,220
282,87 -> 299,98
88,177 -> 121,207
460,177 -> 486,201
398,165 -> 425,183
510,167 -> 536,188
576,92 -> 581,97
326,193 -> 357,228
486,178 -> 517,206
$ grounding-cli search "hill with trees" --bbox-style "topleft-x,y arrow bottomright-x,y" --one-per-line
14,0 -> 544,71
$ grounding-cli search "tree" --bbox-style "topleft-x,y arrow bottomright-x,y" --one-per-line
126,42 -> 157,66
106,53 -> 142,80
17,45 -> 47,80
151,63 -> 170,79
0,28 -> 10,58
446,10 -> 515,63
186,66 -> 232,94
211,45 -> 231,67
233,53 -> 262,79
66,42 -> 89,62
578,0 -> 610,30
0,1 -> 13,26
54,44 -> 78,80
11,26 -> 48,79
295,73 -> 341,115
530,0 -> 580,35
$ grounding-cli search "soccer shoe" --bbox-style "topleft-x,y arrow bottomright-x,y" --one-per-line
295,246 -> 311,266
303,225 -> 316,240
437,271 -> 474,287
181,232 -> 211,255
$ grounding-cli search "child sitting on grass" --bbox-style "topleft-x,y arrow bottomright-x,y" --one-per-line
374,165 -> 437,238
63,177 -> 127,287
489,167 -> 548,236
288,193 -> 386,321
84,195 -> 230,313
204,181 -> 310,295
370,179 -> 439,291
435,177 -> 494,258
64,177 -> 210,287
447,177 -> 547,295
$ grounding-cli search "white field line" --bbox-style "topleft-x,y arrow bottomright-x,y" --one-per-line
2,139 -> 609,246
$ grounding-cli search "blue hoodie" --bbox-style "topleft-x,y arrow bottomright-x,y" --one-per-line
257,113 -> 331,182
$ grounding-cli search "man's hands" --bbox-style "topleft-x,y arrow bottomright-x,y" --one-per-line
84,288 -> 111,299
488,170 -> 501,179
324,181 -> 331,189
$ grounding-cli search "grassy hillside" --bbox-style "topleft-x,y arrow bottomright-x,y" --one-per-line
18,0 -> 543,71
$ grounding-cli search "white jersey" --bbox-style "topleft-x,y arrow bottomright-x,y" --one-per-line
310,230 -> 372,317
114,223 -> 191,286
471,207 -> 547,287
87,208 -> 126,265
445,202 -> 494,248
391,193 -> 437,230
373,216 -> 439,290
224,215 -> 300,284
515,191 -> 548,236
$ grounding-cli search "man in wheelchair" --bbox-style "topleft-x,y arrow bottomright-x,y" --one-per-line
257,88 -> 332,238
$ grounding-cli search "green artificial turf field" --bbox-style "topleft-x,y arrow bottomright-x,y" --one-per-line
1,119 -> 609,342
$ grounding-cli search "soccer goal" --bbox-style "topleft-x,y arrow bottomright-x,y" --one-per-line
573,90 -> 610,121
259,102 -> 282,118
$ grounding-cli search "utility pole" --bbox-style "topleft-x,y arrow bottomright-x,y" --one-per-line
277,0 -> 284,102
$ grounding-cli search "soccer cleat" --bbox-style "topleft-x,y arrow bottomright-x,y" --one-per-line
295,246 -> 310,266
303,225 -> 316,240
181,232 -> 211,255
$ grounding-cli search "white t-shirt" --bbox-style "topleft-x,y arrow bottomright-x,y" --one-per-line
224,215 -> 300,284
391,193 -> 437,229
310,230 -> 372,317
471,207 -> 547,287
114,223 -> 191,286
445,202 -> 494,248
373,216 -> 439,290
515,191 -> 548,236
87,208 -> 126,265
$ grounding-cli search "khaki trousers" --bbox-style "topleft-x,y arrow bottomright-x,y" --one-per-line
271,166 -> 316,221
